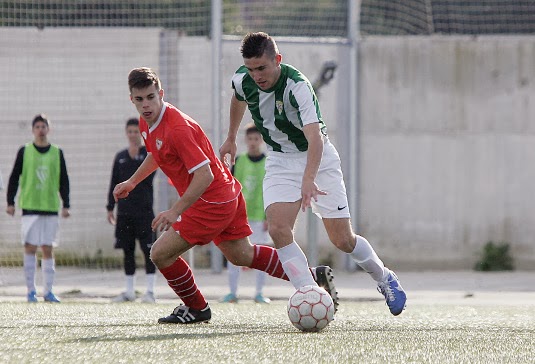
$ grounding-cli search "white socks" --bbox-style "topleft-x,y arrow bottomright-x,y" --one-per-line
255,270 -> 267,296
126,274 -> 156,295
350,235 -> 387,282
146,273 -> 156,294
126,275 -> 135,296
23,253 -> 37,293
227,262 -> 267,296
24,255 -> 56,295
277,242 -> 317,289
227,262 -> 240,295
41,258 -> 55,295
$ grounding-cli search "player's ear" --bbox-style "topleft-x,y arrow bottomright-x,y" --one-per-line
129,94 -> 133,103
159,88 -> 165,99
275,53 -> 282,65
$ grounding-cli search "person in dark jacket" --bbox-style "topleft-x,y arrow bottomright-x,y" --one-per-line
107,118 -> 156,303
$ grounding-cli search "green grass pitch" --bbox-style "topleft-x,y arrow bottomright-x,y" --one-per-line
1,300 -> 534,363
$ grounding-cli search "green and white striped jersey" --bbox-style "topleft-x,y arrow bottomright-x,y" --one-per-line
232,63 -> 327,153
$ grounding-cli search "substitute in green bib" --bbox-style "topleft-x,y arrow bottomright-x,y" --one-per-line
6,114 -> 70,303
220,123 -> 272,304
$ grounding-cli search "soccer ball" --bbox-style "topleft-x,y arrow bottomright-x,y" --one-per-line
287,285 -> 335,332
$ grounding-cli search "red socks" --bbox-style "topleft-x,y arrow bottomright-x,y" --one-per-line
159,257 -> 207,310
249,245 -> 289,280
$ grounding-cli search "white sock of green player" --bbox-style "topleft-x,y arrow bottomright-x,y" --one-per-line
23,253 -> 37,293
277,242 -> 317,289
41,258 -> 55,295
350,235 -> 388,282
227,262 -> 240,296
126,275 -> 135,297
255,270 -> 267,296
145,273 -> 155,294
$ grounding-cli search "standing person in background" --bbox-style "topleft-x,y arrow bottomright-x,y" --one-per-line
6,114 -> 70,303
220,123 -> 271,304
107,118 -> 157,303
220,32 -> 407,316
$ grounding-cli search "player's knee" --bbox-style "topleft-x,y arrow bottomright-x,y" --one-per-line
268,223 -> 291,243
149,245 -> 163,267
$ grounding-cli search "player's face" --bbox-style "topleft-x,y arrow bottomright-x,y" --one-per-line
244,53 -> 282,90
130,84 -> 164,126
245,132 -> 263,155
32,121 -> 49,140
126,125 -> 141,145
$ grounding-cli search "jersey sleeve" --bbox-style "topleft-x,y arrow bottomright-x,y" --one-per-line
289,80 -> 321,126
232,71 -> 246,101
6,146 -> 25,206
170,126 -> 210,174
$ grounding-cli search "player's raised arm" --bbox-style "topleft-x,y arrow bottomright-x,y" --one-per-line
219,94 -> 247,166
113,152 -> 158,201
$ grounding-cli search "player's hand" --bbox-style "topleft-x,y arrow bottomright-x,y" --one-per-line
301,179 -> 327,212
152,209 -> 180,232
113,180 -> 135,201
107,211 -> 116,225
219,138 -> 238,167
6,205 -> 15,216
61,208 -> 70,218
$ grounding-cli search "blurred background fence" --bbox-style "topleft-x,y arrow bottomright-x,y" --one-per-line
1,0 -> 535,271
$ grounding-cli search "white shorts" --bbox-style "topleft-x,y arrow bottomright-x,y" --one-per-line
21,215 -> 59,247
263,140 -> 351,219
249,220 -> 271,245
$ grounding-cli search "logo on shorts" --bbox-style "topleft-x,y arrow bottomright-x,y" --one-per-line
337,205 -> 347,211
276,100 -> 284,115
156,138 -> 163,150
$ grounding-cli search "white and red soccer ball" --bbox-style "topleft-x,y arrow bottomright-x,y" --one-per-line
287,285 -> 335,332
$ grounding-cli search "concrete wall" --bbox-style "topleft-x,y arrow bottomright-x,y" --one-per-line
1,28 -> 533,269
0,28 -> 161,260
359,36 -> 535,269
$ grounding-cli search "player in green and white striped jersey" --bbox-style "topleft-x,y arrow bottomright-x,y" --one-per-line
231,62 -> 327,154
220,32 -> 407,316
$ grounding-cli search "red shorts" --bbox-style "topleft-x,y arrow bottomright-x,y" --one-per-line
172,193 -> 252,246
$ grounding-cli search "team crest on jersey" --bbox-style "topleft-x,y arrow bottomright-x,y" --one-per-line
276,100 -> 284,115
156,138 -> 163,150
141,131 -> 147,140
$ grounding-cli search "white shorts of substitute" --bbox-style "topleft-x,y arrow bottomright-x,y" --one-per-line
249,220 -> 271,245
263,140 -> 351,219
21,215 -> 59,247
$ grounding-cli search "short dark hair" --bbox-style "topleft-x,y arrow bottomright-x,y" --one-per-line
32,114 -> 49,127
125,118 -> 139,128
244,122 -> 260,135
128,67 -> 161,92
241,32 -> 279,59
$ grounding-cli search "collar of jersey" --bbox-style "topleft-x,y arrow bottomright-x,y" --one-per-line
149,102 -> 167,133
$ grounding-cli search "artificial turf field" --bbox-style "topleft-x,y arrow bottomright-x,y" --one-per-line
1,299 -> 533,364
